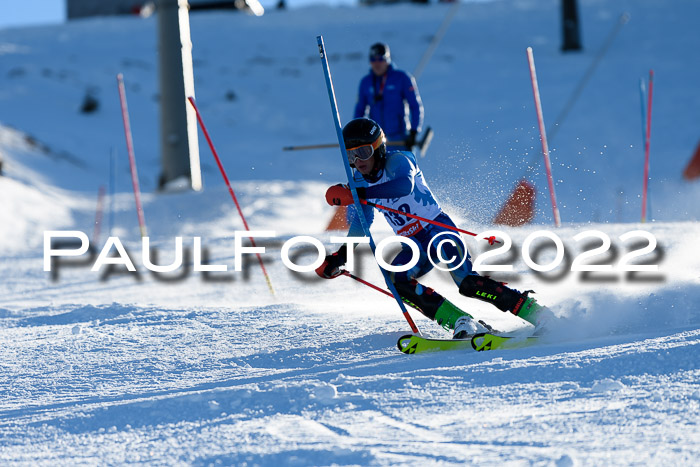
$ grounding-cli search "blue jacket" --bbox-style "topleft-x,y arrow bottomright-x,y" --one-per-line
353,65 -> 424,142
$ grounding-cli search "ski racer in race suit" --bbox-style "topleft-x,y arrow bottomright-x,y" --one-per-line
315,118 -> 543,337
354,42 -> 423,151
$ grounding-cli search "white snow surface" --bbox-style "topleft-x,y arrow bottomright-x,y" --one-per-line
1,0 -> 699,465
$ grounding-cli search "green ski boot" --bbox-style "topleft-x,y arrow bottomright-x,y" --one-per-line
434,299 -> 472,331
513,294 -> 541,325
515,294 -> 554,334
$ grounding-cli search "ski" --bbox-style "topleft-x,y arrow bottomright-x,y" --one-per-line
397,332 -> 539,354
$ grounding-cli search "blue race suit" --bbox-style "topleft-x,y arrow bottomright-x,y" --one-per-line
347,151 -> 473,286
353,65 -> 423,145
339,153 -> 538,329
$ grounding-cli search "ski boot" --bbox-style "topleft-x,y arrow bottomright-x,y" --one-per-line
459,275 -> 545,326
433,299 -> 472,331
452,315 -> 494,339
394,280 -> 473,331
434,300 -> 499,338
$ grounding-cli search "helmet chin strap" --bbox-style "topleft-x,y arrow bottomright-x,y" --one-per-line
363,151 -> 386,183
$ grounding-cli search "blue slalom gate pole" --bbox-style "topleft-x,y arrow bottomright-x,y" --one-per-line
316,35 -> 420,335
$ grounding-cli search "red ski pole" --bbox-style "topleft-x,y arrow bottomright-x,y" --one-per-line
360,200 -> 499,245
341,270 -> 420,332
187,97 -> 275,296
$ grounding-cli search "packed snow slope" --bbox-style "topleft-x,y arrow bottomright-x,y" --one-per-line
1,0 -> 699,465
1,0 -> 699,226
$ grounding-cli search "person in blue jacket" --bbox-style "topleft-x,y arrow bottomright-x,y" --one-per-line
354,43 -> 423,151
315,118 -> 545,338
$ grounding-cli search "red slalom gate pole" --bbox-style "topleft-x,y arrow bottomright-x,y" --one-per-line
526,47 -> 561,227
117,73 -> 148,238
641,70 -> 654,223
187,97 -> 275,296
341,271 -> 420,333
361,200 -> 499,245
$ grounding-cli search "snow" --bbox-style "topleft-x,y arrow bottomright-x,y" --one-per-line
1,0 -> 699,465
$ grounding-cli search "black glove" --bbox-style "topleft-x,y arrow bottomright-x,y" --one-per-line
315,246 -> 348,279
405,129 -> 418,149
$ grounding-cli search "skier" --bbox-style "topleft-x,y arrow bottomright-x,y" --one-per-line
315,117 -> 543,338
354,42 -> 423,151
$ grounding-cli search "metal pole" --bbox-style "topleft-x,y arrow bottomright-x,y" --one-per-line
157,0 -> 201,191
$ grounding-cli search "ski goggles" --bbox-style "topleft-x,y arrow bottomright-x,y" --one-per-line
370,55 -> 387,63
346,138 -> 383,165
